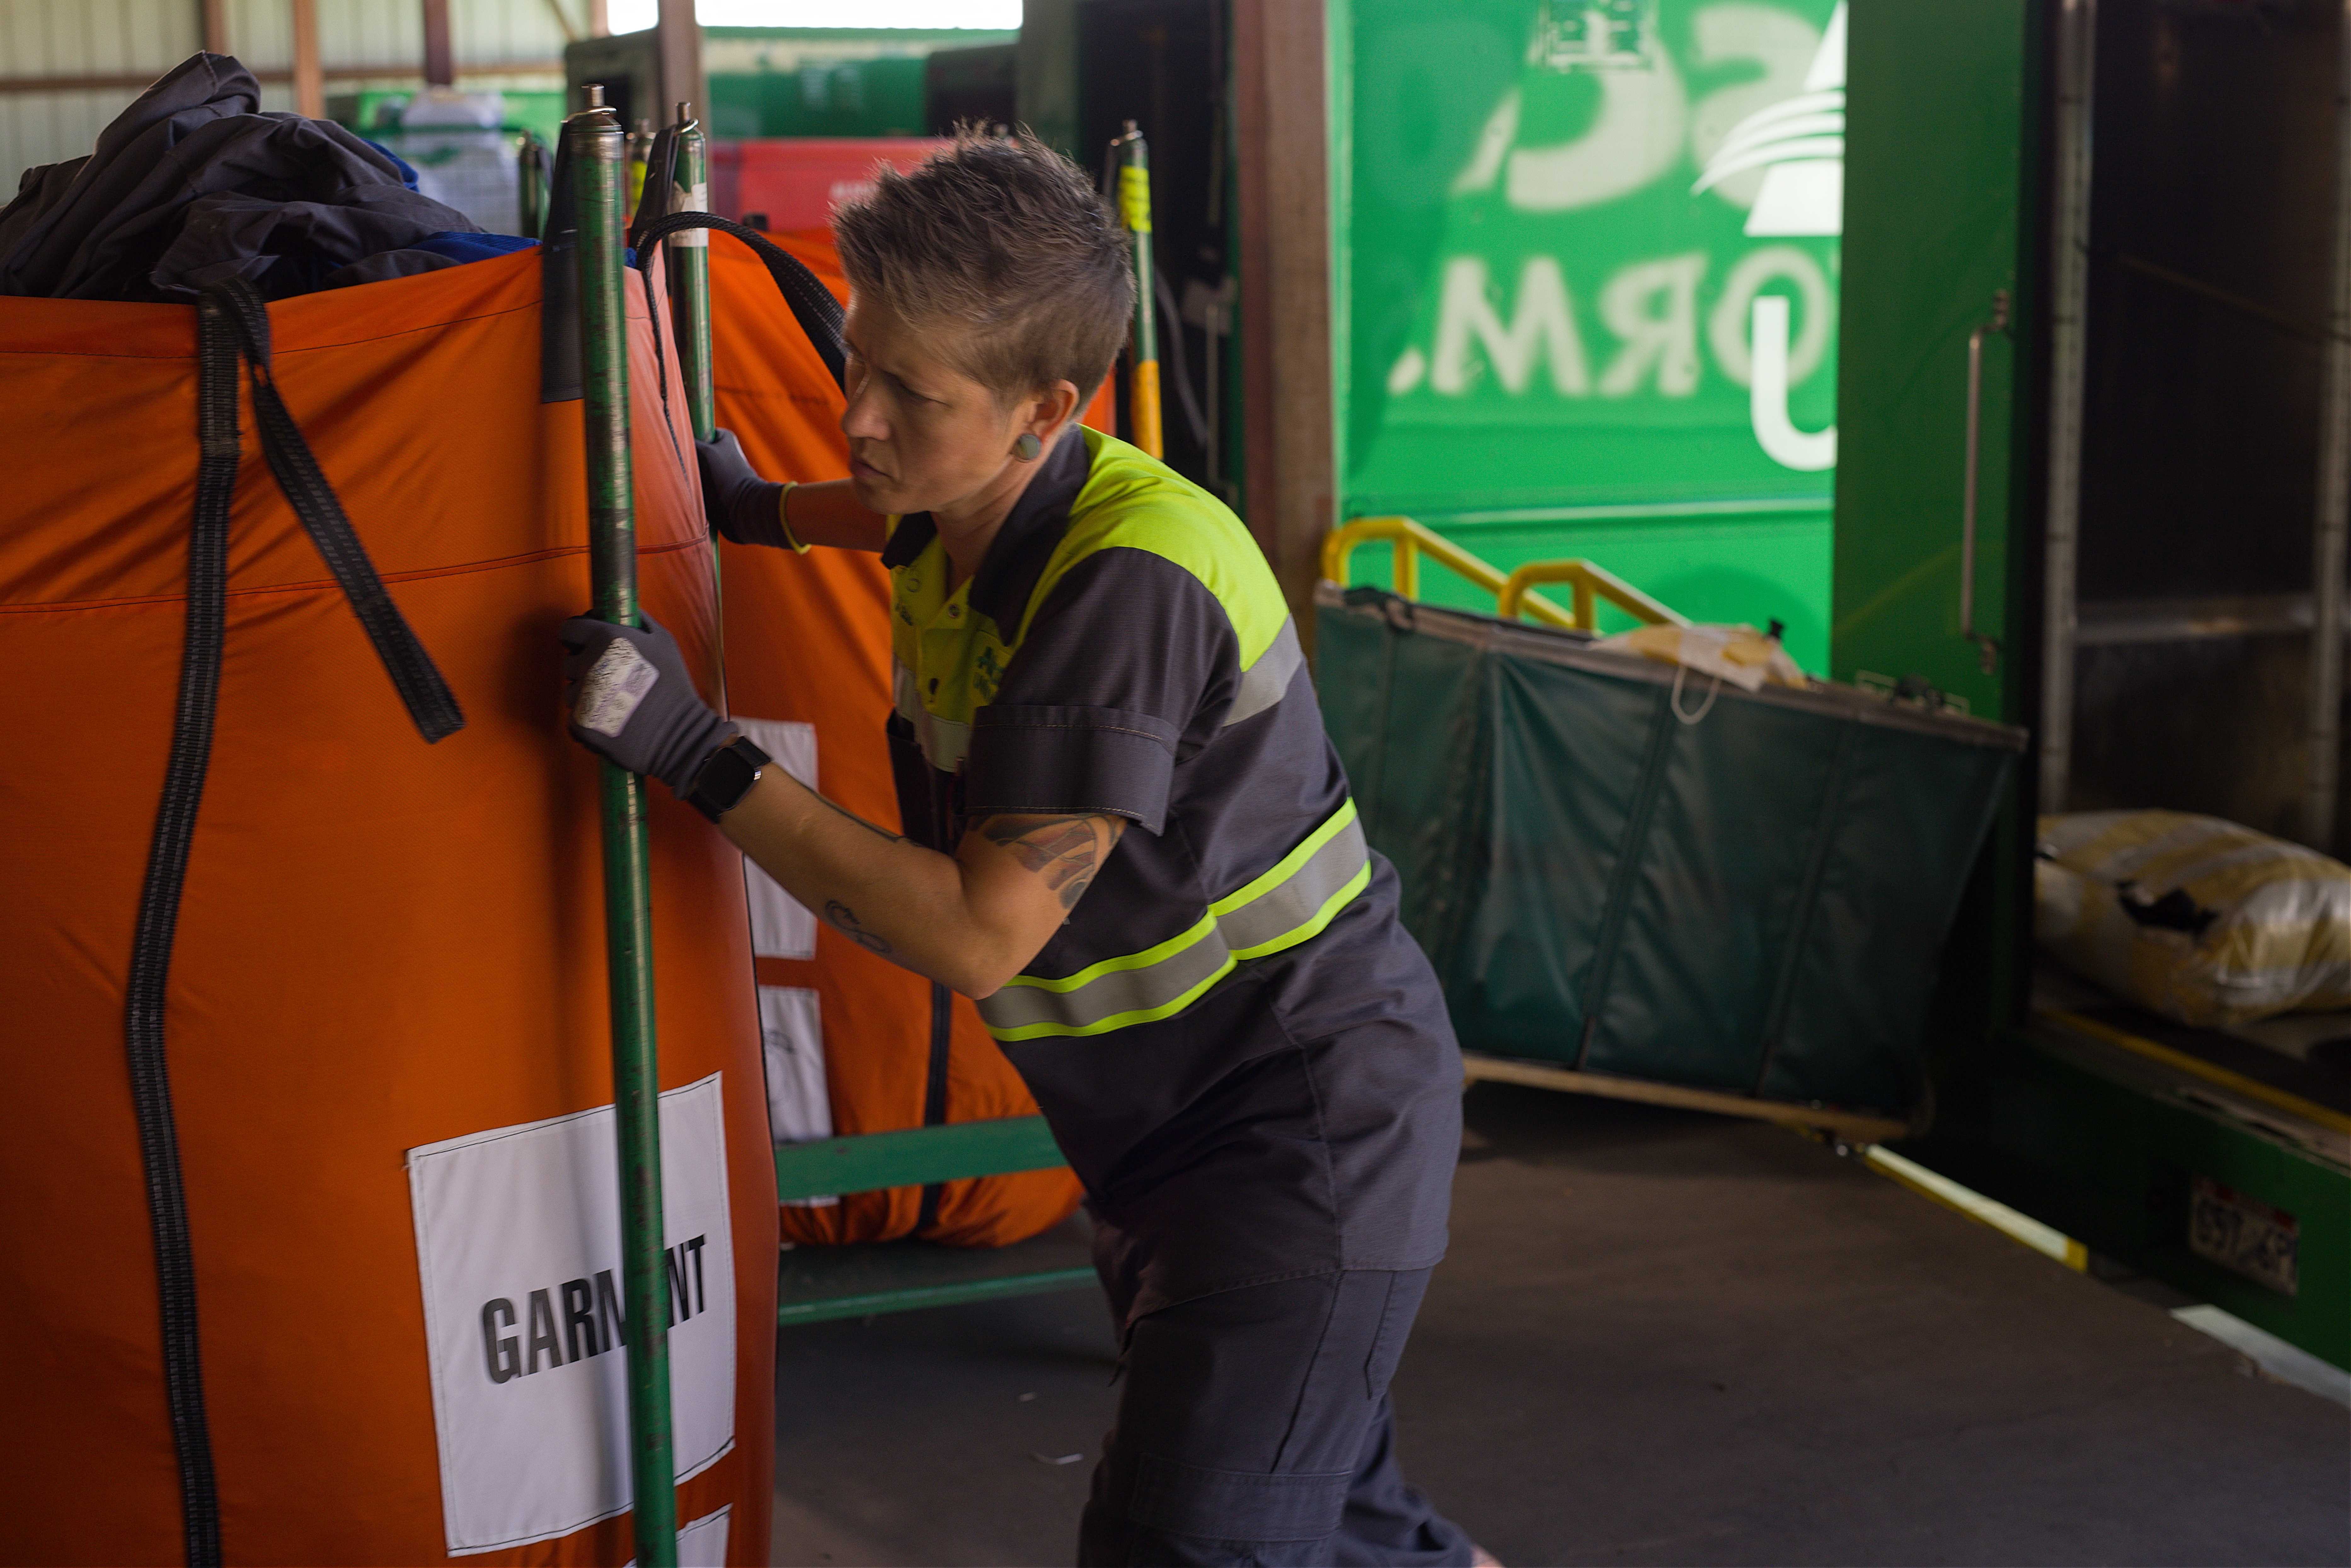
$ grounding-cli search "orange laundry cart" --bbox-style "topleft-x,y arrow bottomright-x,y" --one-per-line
0,250 -> 774,1564
706,230 -> 1092,1248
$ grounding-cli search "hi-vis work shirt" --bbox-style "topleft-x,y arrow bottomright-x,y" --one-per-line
882,428 -> 1462,1321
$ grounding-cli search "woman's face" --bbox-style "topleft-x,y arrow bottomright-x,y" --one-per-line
838,294 -> 1071,519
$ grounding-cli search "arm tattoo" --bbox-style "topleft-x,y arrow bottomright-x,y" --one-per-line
823,900 -> 892,955
980,813 -> 1125,912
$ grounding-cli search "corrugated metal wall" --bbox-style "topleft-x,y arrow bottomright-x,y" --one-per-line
1,0 -> 573,177
2,2 -> 202,174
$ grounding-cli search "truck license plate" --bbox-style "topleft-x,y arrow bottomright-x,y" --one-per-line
2188,1175 -> 2299,1297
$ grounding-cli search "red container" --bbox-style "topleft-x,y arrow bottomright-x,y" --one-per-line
708,137 -> 947,232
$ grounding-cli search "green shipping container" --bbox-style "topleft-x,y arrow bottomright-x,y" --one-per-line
700,28 -> 1016,140
1336,0 -> 1846,672
1317,585 -> 2024,1118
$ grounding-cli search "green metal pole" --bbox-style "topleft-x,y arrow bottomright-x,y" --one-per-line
517,127 -> 549,241
660,102 -> 727,715
665,103 -> 716,445
566,90 -> 681,1568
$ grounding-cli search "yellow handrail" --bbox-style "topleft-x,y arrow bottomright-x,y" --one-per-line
1321,516 -> 1579,631
1498,558 -> 1688,630
1323,516 -> 1688,633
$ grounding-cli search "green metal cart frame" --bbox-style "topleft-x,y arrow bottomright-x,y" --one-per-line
770,1119 -> 1098,1327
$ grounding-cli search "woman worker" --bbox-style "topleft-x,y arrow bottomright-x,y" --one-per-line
561,133 -> 1483,1568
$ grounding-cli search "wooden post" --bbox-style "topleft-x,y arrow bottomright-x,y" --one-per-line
422,0 -> 455,87
289,0 -> 324,117
199,0 -> 229,56
2305,0 -> 2351,852
654,0 -> 703,145
1231,0 -> 1337,629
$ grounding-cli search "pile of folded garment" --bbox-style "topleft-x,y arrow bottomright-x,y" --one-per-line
0,51 -> 529,302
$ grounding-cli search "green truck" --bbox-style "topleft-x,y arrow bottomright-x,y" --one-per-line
1336,0 -> 1844,673
1325,0 -> 2348,1374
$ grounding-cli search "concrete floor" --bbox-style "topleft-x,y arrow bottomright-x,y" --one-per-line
772,1083 -> 2351,1567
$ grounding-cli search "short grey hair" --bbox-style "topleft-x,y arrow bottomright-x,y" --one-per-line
832,129 -> 1134,406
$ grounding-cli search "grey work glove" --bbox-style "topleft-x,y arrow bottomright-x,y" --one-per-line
560,614 -> 738,793
695,428 -> 790,548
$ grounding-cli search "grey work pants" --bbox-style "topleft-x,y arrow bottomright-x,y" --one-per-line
1078,1267 -> 1474,1567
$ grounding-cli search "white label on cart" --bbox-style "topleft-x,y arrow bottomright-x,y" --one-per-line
735,718 -> 819,959
674,182 -> 711,246
758,985 -> 832,1143
628,1505 -> 731,1567
409,1073 -> 738,1556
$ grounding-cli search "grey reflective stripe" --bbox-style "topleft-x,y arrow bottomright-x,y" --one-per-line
974,913 -> 1236,1035
1216,813 -> 1368,956
1225,617 -> 1303,727
977,800 -> 1371,1040
894,659 -> 972,773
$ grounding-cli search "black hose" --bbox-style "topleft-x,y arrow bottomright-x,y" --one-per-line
1154,266 -> 1211,454
630,211 -> 847,388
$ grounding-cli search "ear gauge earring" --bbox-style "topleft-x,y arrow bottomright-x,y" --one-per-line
1014,432 -> 1043,462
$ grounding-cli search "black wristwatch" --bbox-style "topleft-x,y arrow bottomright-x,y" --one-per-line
682,734 -> 771,823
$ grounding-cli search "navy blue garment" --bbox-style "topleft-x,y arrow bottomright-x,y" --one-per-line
1070,870 -> 1465,1328
412,230 -> 534,264
0,52 -> 480,301
883,431 -> 1464,1327
876,429 -> 1472,1561
359,139 -> 423,189
1081,1267 -> 1475,1567
320,228 -> 536,290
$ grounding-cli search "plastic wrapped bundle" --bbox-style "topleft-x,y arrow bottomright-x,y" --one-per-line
2036,810 -> 2351,1028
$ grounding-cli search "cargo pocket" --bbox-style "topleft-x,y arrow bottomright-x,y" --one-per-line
1127,1452 -> 1353,1545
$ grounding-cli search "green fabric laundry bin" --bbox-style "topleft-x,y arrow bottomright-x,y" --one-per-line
1315,586 -> 2027,1121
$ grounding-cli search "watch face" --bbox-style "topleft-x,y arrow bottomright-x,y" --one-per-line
692,738 -> 768,820
708,748 -> 750,798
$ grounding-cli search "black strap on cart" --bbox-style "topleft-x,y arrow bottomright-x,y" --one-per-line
630,211 -> 848,387
125,277 -> 463,1566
